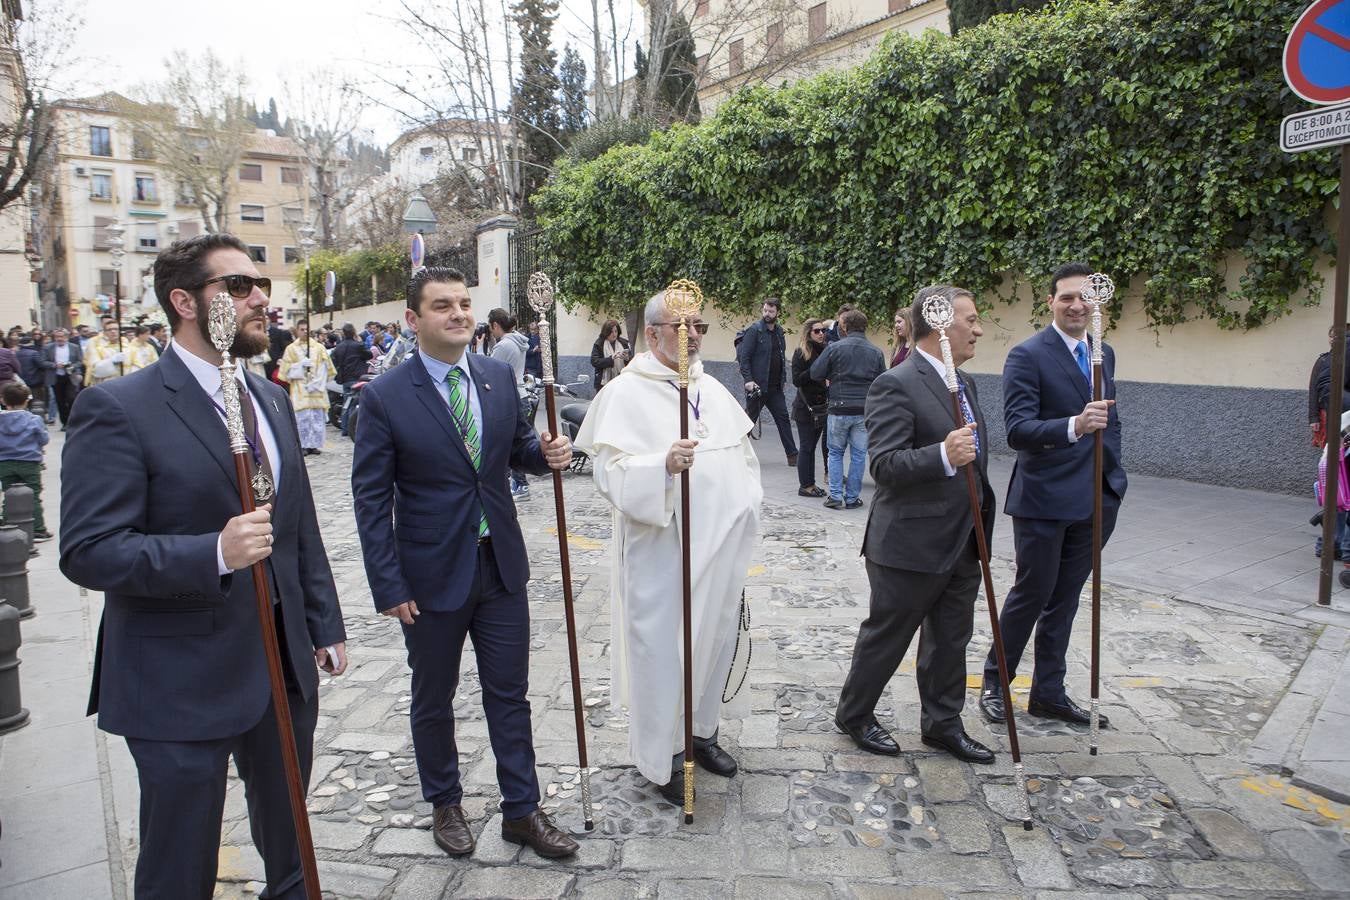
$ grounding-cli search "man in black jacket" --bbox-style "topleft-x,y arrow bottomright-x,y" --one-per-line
810,309 -> 886,509
736,297 -> 798,466
331,323 -> 373,437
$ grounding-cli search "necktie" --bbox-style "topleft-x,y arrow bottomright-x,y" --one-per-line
957,378 -> 980,457
446,368 -> 489,538
237,384 -> 275,506
1075,341 -> 1091,385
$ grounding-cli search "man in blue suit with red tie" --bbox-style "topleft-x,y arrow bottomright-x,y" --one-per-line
979,262 -> 1127,729
351,266 -> 579,859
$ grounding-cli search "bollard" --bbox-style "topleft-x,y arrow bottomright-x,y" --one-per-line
0,602 -> 29,733
2,484 -> 33,552
0,526 -> 31,619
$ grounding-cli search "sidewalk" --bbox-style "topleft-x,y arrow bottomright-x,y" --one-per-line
0,427 -> 1346,896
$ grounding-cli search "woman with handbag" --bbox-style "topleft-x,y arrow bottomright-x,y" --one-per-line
791,318 -> 830,497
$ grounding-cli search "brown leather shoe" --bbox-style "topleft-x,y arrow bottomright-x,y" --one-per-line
501,808 -> 579,858
432,803 -> 474,857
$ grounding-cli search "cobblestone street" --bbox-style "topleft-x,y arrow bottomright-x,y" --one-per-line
200,437 -> 1349,899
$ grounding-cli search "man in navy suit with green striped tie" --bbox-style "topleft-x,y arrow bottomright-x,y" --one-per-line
351,266 -> 579,859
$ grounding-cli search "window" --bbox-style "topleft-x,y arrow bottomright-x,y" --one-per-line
240,204 -> 265,223
695,0 -> 708,15
766,21 -> 784,55
239,163 -> 263,182
809,2 -> 826,42
133,173 -> 158,203
90,126 -> 111,157
280,166 -> 301,184
247,245 -> 267,264
419,146 -> 435,158
93,216 -> 113,250
132,130 -> 153,160
729,38 -> 744,76
696,53 -> 709,74
283,246 -> 301,264
282,206 -> 303,226
176,181 -> 196,205
98,269 -> 117,295
462,147 -> 477,162
90,171 -> 112,200
136,224 -> 158,252
888,0 -> 906,11
177,220 -> 201,239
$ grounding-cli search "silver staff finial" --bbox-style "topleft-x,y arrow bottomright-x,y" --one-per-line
1081,273 -> 1114,365
208,291 -> 238,356
527,272 -> 557,383
921,294 -> 959,393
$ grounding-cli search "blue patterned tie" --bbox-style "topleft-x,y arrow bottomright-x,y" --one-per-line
1075,341 -> 1091,385
446,367 -> 488,538
957,378 -> 980,457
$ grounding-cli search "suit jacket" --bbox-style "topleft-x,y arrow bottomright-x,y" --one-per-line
861,355 -> 996,575
40,341 -> 84,386
351,352 -> 551,613
1003,327 -> 1127,522
60,348 -> 345,741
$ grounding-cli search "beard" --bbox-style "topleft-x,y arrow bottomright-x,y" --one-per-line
194,295 -> 269,358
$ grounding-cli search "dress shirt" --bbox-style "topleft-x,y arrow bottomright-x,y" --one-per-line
54,344 -> 70,369
1051,321 -> 1091,444
170,342 -> 284,575
418,349 -> 489,536
418,349 -> 484,438
914,346 -> 968,478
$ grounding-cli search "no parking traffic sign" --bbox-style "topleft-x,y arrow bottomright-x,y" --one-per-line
1284,0 -> 1350,105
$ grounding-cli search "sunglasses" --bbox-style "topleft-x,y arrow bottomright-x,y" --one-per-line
652,321 -> 710,334
196,274 -> 272,299
810,327 -> 827,334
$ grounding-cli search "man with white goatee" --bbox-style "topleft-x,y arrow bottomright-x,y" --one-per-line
575,291 -> 763,804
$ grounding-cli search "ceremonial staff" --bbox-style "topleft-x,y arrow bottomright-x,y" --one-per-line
208,293 -> 322,899
1081,273 -> 1115,756
921,294 -> 1033,832
666,278 -> 703,825
299,224 -> 317,359
526,271 -> 595,831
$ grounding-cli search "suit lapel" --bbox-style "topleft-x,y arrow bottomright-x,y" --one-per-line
411,354 -> 475,468
1046,326 -> 1091,405
243,371 -> 299,505
914,357 -> 961,430
160,349 -> 238,490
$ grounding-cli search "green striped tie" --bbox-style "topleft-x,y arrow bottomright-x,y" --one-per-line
446,367 -> 488,538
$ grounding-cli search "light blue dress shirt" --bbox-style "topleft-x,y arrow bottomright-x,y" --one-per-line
418,349 -> 484,439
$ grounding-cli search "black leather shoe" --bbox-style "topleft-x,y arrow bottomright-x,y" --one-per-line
844,499 -> 864,510
921,731 -> 995,764
979,689 -> 1005,724
655,766 -> 696,805
693,738 -> 738,777
835,717 -> 900,756
501,809 -> 578,858
823,497 -> 843,509
432,803 -> 474,857
1027,696 -> 1109,729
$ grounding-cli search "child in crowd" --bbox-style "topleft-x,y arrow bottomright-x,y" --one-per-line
0,381 -> 50,541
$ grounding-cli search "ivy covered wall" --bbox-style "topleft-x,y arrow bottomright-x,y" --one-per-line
536,0 -> 1339,332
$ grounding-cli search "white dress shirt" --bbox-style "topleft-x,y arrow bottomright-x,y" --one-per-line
914,346 -> 966,478
170,342 -> 284,574
1050,321 -> 1090,444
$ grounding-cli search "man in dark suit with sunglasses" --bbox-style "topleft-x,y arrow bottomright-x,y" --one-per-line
351,267 -> 579,860
61,233 -> 347,899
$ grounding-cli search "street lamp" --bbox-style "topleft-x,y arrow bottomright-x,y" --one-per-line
298,223 -> 317,359
106,219 -> 126,375
24,247 -> 41,328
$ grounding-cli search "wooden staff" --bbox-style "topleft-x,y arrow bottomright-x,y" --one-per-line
921,294 -> 1033,831
1082,273 -> 1115,756
526,272 -> 594,831
208,293 -> 322,899
667,277 -> 703,825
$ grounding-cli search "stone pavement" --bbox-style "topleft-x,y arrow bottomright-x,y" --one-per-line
0,427 -> 1347,898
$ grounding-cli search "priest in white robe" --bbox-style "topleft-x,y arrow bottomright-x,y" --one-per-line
575,291 -> 763,803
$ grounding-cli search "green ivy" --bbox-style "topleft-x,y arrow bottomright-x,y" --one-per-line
294,244 -> 409,311
534,0 -> 1339,330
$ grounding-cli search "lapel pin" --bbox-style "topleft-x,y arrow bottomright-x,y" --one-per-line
483,382 -> 492,391
272,399 -> 280,413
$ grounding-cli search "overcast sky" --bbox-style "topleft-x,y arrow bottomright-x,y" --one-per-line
61,0 -> 641,145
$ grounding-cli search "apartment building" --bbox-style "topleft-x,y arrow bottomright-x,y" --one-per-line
44,92 -> 319,329
689,0 -> 949,113
0,0 -> 36,330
